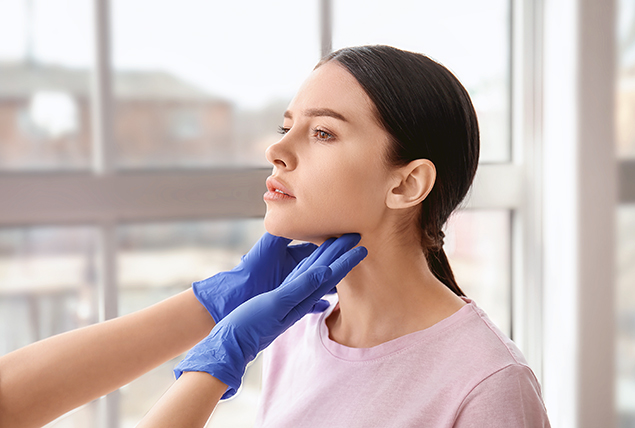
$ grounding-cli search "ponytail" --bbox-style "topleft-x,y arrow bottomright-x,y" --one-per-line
425,247 -> 465,297
421,228 -> 465,297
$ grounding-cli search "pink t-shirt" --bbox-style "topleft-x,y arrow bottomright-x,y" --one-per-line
255,296 -> 550,427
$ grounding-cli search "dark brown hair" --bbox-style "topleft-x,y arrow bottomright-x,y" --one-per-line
317,45 -> 480,297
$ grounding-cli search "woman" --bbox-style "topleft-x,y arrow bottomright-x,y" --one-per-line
149,45 -> 550,426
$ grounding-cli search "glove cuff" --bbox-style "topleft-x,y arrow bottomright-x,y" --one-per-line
173,327 -> 248,400
173,361 -> 243,400
192,275 -> 226,323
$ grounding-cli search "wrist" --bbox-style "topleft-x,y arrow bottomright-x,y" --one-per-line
174,328 -> 247,400
183,288 -> 216,335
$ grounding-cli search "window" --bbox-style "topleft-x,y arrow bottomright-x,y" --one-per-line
616,0 -> 635,425
332,0 -> 511,163
0,0 -> 93,171
111,0 -> 321,169
617,0 -> 635,160
115,220 -> 266,427
0,1 -> 536,427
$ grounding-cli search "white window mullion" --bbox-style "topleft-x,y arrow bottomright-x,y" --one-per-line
92,1 -> 120,427
510,0 -> 544,384
320,0 -> 333,58
92,0 -> 117,323
92,0 -> 115,176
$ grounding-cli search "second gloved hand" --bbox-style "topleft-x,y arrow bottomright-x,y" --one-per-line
193,233 -> 317,323
174,234 -> 367,399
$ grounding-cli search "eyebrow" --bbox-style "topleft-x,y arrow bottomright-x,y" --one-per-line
284,108 -> 348,122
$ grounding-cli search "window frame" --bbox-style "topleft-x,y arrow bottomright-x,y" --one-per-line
9,0 -> 631,426
1,0 -> 525,426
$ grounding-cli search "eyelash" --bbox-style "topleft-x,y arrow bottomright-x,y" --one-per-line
276,126 -> 335,142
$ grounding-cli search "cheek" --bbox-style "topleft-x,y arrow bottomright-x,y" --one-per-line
305,160 -> 387,225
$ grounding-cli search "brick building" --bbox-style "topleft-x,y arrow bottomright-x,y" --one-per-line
0,62 -> 233,170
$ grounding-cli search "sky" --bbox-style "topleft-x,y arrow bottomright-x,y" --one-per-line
0,0 -> 509,109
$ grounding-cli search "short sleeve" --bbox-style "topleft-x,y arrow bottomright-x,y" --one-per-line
454,364 -> 551,428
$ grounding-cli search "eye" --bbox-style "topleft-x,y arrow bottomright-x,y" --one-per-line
312,128 -> 334,142
277,125 -> 290,135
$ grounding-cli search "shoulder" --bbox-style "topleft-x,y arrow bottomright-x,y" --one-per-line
446,299 -> 549,425
450,299 -> 529,368
453,363 -> 550,427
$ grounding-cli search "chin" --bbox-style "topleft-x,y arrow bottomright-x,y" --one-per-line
264,216 -> 342,246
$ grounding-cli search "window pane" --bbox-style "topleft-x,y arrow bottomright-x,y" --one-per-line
444,210 -> 511,336
0,0 -> 93,170
332,0 -> 511,163
111,0 -> 320,169
617,0 -> 635,424
617,0 -> 635,159
0,226 -> 101,426
116,219 -> 266,428
617,205 -> 635,425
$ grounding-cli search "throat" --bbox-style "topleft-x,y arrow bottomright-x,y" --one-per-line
325,282 -> 466,349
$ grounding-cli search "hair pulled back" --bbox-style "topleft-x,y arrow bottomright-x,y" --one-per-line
318,45 -> 480,297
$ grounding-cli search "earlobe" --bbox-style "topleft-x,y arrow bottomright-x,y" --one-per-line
386,159 -> 436,209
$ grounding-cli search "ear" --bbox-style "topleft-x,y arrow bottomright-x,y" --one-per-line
386,159 -> 436,209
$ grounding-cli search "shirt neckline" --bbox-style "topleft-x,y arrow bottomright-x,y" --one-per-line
317,295 -> 476,362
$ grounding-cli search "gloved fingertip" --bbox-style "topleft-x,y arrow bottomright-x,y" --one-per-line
343,245 -> 368,265
309,299 -> 330,313
356,245 -> 369,259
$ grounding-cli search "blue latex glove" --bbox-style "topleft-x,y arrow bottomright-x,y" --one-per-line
193,233 -> 318,323
174,234 -> 367,399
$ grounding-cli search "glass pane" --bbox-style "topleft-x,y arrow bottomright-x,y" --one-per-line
0,0 -> 93,170
111,0 -> 320,169
116,219 -> 266,428
617,205 -> 635,426
0,226 -> 101,427
444,210 -> 511,336
617,0 -> 635,159
332,0 -> 510,163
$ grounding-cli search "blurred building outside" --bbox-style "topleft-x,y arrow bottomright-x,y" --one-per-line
0,61 -> 235,169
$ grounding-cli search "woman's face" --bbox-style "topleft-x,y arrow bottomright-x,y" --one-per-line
264,61 -> 396,243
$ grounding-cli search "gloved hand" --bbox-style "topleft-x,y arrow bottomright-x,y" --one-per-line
193,233 -> 318,323
174,234 -> 367,399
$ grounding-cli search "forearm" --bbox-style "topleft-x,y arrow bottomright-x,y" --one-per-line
137,372 -> 226,428
0,288 -> 214,428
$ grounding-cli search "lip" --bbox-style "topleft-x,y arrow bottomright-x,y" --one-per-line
264,176 -> 296,201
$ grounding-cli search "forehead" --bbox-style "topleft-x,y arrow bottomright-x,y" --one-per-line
286,61 -> 377,123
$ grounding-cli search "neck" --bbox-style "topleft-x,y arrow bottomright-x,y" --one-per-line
325,227 -> 465,348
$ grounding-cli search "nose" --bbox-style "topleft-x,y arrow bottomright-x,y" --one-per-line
265,136 -> 296,170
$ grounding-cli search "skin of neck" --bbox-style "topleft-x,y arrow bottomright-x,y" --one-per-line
324,211 -> 466,349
